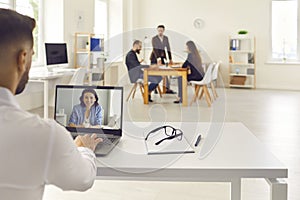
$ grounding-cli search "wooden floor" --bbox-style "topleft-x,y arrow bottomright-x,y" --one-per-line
29,87 -> 300,200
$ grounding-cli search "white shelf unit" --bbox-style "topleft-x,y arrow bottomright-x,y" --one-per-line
229,35 -> 256,88
74,32 -> 105,85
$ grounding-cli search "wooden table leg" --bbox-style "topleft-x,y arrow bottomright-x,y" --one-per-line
163,76 -> 167,93
181,72 -> 188,106
144,70 -> 149,104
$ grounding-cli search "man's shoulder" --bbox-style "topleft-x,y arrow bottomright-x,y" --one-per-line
125,50 -> 135,59
126,50 -> 134,56
1,107 -> 60,132
152,35 -> 159,40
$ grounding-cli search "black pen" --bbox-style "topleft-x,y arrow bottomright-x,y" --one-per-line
194,134 -> 202,147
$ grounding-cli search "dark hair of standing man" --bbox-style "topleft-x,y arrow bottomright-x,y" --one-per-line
157,25 -> 165,29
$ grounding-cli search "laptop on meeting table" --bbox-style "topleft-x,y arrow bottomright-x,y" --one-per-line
54,85 -> 123,156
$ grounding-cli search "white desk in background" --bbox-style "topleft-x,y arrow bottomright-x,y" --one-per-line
29,70 -> 74,119
96,122 -> 287,200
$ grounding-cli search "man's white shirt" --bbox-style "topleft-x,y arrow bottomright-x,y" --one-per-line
0,87 -> 97,200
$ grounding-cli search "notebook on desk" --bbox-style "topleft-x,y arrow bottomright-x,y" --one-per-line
144,130 -> 194,155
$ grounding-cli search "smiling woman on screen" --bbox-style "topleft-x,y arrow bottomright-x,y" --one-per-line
69,88 -> 103,128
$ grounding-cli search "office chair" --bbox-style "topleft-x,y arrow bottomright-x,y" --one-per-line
210,61 -> 221,100
69,68 -> 86,85
126,79 -> 145,101
189,63 -> 214,107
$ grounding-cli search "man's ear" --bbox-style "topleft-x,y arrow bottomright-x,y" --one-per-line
16,49 -> 27,74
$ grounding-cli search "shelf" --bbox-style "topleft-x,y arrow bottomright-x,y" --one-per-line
229,73 -> 254,77
229,63 -> 254,67
229,35 -> 255,89
76,49 -> 90,53
229,84 -> 255,88
230,35 -> 254,40
229,50 -> 254,53
75,33 -> 95,37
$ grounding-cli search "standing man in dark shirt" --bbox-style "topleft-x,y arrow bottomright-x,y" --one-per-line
150,25 -> 176,94
126,40 -> 162,102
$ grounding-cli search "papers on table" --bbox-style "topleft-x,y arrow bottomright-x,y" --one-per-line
144,132 -> 195,155
170,65 -> 181,68
158,65 -> 181,69
158,65 -> 169,70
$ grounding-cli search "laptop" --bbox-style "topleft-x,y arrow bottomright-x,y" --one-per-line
54,85 -> 123,156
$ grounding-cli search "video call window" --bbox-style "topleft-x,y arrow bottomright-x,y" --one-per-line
55,87 -> 122,130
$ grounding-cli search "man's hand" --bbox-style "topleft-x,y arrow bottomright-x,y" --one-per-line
74,134 -> 103,152
157,58 -> 162,65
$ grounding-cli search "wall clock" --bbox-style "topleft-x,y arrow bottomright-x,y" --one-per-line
193,18 -> 205,29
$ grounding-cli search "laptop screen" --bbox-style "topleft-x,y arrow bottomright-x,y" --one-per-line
54,85 -> 123,136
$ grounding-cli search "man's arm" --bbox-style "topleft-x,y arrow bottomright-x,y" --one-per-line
126,52 -> 140,69
152,37 -> 160,60
45,121 -> 98,191
165,37 -> 172,61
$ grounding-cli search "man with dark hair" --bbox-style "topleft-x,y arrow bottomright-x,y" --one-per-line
0,9 -> 102,200
150,25 -> 176,94
126,40 -> 162,102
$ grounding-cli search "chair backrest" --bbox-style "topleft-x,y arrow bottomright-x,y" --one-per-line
211,61 -> 221,81
201,63 -> 214,84
69,68 -> 86,85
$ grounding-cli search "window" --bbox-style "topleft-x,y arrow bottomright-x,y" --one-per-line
0,0 -> 42,65
0,0 -> 9,9
271,0 -> 298,61
94,0 -> 108,36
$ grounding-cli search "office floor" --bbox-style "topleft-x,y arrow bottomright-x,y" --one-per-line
29,86 -> 300,200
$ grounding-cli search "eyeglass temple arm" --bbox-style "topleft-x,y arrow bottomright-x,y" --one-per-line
155,133 -> 182,145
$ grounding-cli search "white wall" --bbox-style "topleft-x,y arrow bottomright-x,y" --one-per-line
63,0 -> 95,67
127,0 -> 300,90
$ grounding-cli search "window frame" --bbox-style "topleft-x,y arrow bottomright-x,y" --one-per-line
94,0 -> 108,37
270,0 -> 300,63
0,0 -> 44,66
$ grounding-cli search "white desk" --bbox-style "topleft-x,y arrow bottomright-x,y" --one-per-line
29,71 -> 73,118
96,122 -> 287,200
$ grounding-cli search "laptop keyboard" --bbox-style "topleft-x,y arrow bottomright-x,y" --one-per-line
100,137 -> 117,145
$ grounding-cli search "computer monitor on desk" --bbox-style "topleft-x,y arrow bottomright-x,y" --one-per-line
45,43 -> 69,69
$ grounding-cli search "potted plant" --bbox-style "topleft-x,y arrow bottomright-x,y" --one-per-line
238,30 -> 248,35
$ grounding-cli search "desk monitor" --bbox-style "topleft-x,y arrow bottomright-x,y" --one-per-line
54,85 -> 123,136
45,43 -> 68,66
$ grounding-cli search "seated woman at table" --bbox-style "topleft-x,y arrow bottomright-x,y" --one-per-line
69,88 -> 103,128
174,41 -> 205,104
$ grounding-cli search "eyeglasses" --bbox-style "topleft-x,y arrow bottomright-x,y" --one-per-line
145,125 -> 183,145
